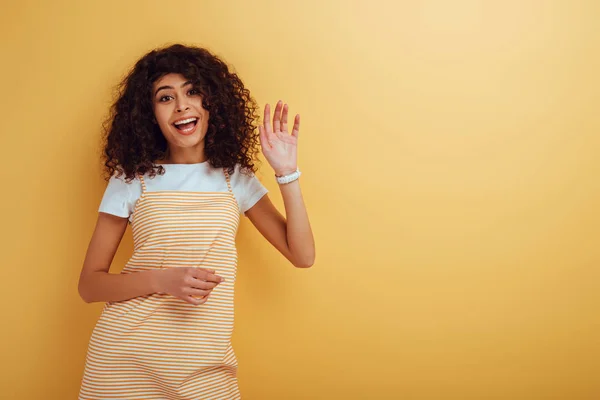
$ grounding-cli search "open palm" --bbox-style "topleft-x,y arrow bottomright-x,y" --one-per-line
258,100 -> 299,176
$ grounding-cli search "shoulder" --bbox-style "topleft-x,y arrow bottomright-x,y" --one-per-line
229,164 -> 267,188
105,173 -> 143,193
98,173 -> 143,218
230,164 -> 269,214
230,163 -> 255,181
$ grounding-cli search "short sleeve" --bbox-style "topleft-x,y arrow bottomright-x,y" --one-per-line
233,167 -> 269,215
98,175 -> 136,218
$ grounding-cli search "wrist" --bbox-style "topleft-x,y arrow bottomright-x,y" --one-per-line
275,168 -> 301,185
275,167 -> 298,177
148,269 -> 163,293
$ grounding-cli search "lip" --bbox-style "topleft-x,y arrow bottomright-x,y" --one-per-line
172,116 -> 199,136
172,116 -> 199,124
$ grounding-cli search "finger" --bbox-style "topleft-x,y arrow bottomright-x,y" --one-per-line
186,295 -> 206,305
281,104 -> 289,133
185,287 -> 212,297
258,126 -> 271,149
291,114 -> 300,138
263,104 -> 272,134
201,271 -> 225,283
191,280 -> 219,290
197,292 -> 211,303
200,294 -> 210,304
188,267 -> 215,275
273,100 -> 282,132
189,276 -> 218,289
193,268 -> 224,283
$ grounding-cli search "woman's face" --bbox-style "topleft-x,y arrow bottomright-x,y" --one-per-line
152,73 -> 210,153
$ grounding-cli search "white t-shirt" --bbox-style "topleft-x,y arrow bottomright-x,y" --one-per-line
98,162 -> 268,220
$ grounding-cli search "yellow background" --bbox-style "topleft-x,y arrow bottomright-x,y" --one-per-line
1,1 -> 599,399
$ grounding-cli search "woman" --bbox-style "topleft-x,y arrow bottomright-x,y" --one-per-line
78,43 -> 315,399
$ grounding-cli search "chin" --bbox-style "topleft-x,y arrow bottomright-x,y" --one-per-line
170,132 -> 205,147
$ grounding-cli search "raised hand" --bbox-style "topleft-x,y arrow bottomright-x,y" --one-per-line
258,100 -> 300,176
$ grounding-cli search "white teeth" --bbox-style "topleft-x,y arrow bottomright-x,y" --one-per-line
174,117 -> 197,126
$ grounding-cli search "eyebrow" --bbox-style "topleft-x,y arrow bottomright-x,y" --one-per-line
154,80 -> 193,96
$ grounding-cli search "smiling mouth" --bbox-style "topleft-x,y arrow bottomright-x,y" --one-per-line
173,117 -> 198,134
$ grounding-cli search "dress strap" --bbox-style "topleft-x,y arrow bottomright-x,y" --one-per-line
223,168 -> 233,193
139,174 -> 147,193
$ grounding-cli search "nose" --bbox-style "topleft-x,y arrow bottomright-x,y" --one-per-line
175,99 -> 190,113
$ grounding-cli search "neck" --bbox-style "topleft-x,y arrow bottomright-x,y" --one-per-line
162,146 -> 207,164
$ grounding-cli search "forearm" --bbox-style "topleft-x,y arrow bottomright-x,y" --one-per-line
78,269 -> 160,303
279,179 -> 315,267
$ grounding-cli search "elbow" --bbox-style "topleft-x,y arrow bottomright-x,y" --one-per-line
78,277 -> 93,303
79,290 -> 91,304
78,286 -> 91,303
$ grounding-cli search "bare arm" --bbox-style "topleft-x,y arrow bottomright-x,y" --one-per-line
78,212 -> 223,304
77,212 -> 160,303
246,183 -> 315,268
250,100 -> 315,268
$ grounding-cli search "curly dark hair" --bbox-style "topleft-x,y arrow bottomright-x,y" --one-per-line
102,43 -> 260,181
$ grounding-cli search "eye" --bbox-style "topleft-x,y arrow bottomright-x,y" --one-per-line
188,88 -> 200,96
159,95 -> 173,102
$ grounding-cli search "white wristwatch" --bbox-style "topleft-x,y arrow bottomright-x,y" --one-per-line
275,168 -> 301,185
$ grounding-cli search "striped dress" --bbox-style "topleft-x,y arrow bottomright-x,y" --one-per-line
80,169 -> 242,399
